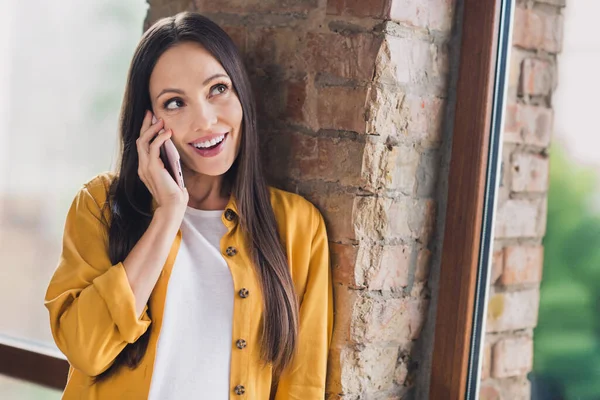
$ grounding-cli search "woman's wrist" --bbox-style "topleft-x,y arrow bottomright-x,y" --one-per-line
152,205 -> 185,232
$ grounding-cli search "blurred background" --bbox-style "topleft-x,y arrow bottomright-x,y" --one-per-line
0,0 -> 147,397
529,1 -> 600,399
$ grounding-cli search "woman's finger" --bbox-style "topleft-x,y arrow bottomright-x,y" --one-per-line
148,129 -> 171,162
138,118 -> 165,150
140,110 -> 152,135
136,135 -> 150,169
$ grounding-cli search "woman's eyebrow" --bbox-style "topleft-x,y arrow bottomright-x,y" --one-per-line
156,88 -> 185,100
155,74 -> 230,100
202,73 -> 229,85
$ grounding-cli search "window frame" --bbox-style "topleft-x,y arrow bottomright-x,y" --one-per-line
428,0 -> 512,398
0,344 -> 68,390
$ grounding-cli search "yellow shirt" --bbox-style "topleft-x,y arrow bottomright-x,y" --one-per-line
44,173 -> 333,399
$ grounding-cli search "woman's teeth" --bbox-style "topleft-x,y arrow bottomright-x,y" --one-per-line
193,134 -> 226,149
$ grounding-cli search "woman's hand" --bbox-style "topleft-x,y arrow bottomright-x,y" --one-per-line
137,110 -> 189,216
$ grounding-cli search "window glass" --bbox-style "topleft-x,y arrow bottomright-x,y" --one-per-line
0,0 -> 147,352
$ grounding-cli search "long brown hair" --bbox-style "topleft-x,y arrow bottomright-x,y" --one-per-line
97,12 -> 298,382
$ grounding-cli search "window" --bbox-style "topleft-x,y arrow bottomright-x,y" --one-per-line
0,0 -> 147,391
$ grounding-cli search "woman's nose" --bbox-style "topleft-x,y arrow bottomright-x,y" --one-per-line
193,102 -> 218,131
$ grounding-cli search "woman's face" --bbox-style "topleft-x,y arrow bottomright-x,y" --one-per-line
148,41 -> 243,178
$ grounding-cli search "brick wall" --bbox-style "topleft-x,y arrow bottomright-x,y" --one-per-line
479,1 -> 565,399
143,0 -> 563,398
146,0 -> 459,397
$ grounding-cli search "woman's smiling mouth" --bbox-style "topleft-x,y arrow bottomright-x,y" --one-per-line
189,132 -> 229,157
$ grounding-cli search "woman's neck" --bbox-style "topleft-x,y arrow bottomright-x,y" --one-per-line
182,168 -> 229,211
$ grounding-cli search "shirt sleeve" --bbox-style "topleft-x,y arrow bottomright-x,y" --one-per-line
44,183 -> 151,377
274,206 -> 334,399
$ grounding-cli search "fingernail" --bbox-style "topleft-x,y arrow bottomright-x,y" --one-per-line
152,115 -> 157,124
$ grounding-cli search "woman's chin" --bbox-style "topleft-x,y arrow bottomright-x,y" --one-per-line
182,162 -> 233,179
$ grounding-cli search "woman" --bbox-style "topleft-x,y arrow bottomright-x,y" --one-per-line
44,11 -> 333,400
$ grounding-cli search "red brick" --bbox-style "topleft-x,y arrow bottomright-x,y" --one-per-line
503,103 -> 553,147
218,25 -> 247,54
326,0 -> 391,18
331,285 -> 359,343
326,346 -> 344,394
492,336 -> 533,378
479,383 -> 501,400
481,341 -> 492,380
262,0 -> 319,12
507,49 -> 527,93
246,28 -> 306,72
360,244 -> 411,290
193,0 -> 247,13
362,142 -> 420,194
354,197 -> 436,243
537,0 -> 565,5
394,359 -> 409,386
498,376 -> 532,399
252,80 -> 287,122
501,245 -> 544,285
246,28 -> 277,67
285,78 -> 319,130
519,58 -> 554,96
491,249 -> 504,285
286,80 -> 309,123
407,298 -> 429,340
330,243 -> 359,287
420,199 -> 437,245
390,0 -> 456,32
513,7 -> 563,53
522,106 -> 553,147
503,103 -> 521,143
195,0 -> 319,13
346,344 -> 398,393
317,85 -> 368,133
486,290 -> 539,332
288,133 -> 365,186
390,144 -> 420,193
305,32 -> 382,81
511,153 -> 549,193
494,198 -> 547,239
402,95 -> 445,145
353,297 -> 428,343
303,188 -> 356,242
415,246 -> 431,282
382,37 -> 448,89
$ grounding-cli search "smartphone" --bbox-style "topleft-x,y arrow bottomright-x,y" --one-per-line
159,138 -> 185,189
151,113 -> 185,189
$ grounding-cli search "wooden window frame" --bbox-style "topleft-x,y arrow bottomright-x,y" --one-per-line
0,343 -> 68,390
429,0 -> 513,398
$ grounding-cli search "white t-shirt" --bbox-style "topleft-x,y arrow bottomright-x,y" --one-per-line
148,207 -> 233,400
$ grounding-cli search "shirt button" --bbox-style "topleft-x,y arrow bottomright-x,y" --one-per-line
236,339 -> 247,349
226,246 -> 238,257
225,209 -> 236,221
238,288 -> 250,298
234,385 -> 245,395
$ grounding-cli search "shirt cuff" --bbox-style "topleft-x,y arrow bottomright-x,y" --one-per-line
93,262 -> 151,343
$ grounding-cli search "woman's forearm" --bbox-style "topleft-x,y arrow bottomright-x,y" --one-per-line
122,207 -> 183,316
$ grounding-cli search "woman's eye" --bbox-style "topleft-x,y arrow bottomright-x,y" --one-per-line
165,98 -> 184,110
210,83 -> 229,96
